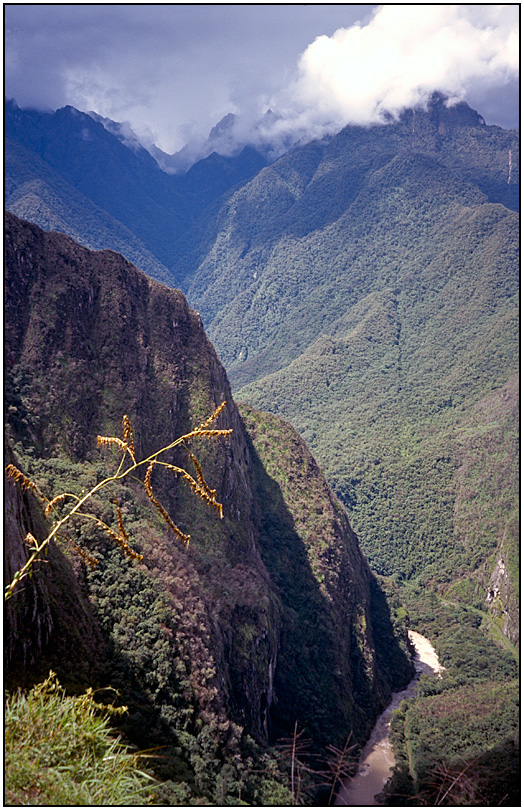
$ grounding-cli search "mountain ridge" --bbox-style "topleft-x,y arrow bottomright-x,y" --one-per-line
5,99 -> 268,288
5,97 -> 518,639
182,99 -> 519,640
4,88 -> 519,805
4,211 -> 412,803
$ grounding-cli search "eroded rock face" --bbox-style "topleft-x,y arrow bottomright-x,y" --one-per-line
4,211 -> 410,747
486,554 -> 519,645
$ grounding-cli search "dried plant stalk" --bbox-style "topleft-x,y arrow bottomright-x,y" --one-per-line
122,415 -> 136,462
6,465 -> 48,507
5,403 -> 231,599
144,462 -> 191,546
44,492 -> 78,518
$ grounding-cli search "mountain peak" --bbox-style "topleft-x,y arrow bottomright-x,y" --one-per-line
208,112 -> 237,141
391,92 -> 486,132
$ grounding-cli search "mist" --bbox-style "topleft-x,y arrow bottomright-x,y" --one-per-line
231,5 -> 519,159
5,4 -> 519,170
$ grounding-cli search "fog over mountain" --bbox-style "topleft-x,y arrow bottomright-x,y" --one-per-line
186,5 -> 519,166
5,4 -> 519,171
4,7 -> 520,805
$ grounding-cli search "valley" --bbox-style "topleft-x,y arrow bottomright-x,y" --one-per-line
336,630 -> 443,807
5,213 -> 411,804
4,92 -> 519,805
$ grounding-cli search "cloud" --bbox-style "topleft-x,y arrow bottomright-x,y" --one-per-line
4,4 -> 373,154
4,4 -> 519,167
162,4 -> 520,166
257,4 -> 519,150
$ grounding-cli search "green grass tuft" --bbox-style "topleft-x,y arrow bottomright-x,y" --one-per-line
5,672 -> 155,806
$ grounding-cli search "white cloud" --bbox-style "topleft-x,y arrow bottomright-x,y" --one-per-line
4,4 -> 519,164
258,4 -> 519,148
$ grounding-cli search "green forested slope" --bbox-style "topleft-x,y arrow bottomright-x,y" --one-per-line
187,100 -> 517,371
186,101 -> 519,631
5,92 -> 519,803
234,195 -> 518,585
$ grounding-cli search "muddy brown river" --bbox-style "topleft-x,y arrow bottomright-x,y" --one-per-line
335,631 -> 443,806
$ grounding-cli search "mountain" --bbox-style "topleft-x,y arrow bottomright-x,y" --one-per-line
184,97 -> 519,640
5,95 -> 517,639
149,112 -> 240,174
5,99 -> 267,288
5,136 -> 174,285
4,212 -> 412,804
4,100 -> 187,267
5,91 -> 519,804
188,97 -> 518,371
151,109 -> 289,174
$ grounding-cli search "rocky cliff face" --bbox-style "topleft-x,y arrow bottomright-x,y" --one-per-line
486,541 -> 519,645
4,445 -> 104,687
4,212 -> 411,791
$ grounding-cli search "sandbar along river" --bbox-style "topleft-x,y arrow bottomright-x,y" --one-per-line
335,630 -> 443,807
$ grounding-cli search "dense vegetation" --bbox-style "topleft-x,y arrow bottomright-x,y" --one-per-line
6,98 -> 518,632
188,100 -> 519,635
5,433 -> 299,805
4,213 -> 411,805
239,404 -> 412,747
384,590 -> 519,806
4,94 -> 519,805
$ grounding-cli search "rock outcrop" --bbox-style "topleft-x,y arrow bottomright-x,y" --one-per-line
4,212 -> 411,759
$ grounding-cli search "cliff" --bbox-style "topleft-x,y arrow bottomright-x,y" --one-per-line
4,212 -> 411,801
4,445 -> 104,687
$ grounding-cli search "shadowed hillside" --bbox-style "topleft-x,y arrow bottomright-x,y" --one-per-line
184,98 -> 518,639
4,212 -> 411,804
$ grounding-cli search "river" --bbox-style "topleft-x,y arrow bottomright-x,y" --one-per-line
335,631 -> 443,807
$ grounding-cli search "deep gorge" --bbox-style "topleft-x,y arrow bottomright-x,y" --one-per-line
4,91 -> 519,806
5,212 -> 412,804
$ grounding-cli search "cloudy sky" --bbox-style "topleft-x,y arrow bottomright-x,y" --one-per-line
5,3 -> 520,158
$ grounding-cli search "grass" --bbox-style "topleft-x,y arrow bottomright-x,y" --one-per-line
5,672 -> 155,806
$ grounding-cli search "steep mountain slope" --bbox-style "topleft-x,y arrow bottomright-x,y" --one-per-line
5,137 -> 173,285
6,95 -> 517,642
5,100 -> 190,268
5,100 -> 267,288
5,444 -> 104,688
188,99 -> 517,372
4,212 -> 411,803
185,99 -> 519,637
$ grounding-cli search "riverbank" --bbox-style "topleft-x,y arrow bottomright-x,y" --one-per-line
335,631 -> 442,806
